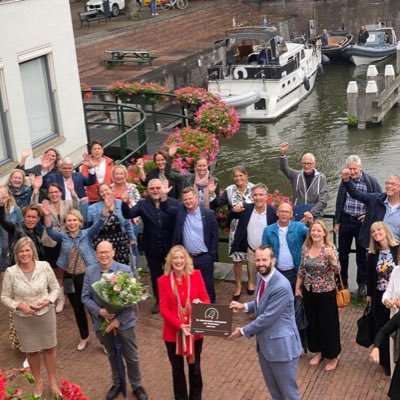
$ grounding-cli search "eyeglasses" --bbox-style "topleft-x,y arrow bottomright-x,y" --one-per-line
301,162 -> 314,166
97,250 -> 113,255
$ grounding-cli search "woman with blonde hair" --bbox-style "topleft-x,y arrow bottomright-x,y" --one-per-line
43,202 -> 110,351
1,237 -> 60,397
6,169 -> 33,209
158,245 -> 210,400
295,220 -> 341,371
367,221 -> 399,375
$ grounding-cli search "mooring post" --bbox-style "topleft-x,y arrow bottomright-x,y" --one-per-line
365,80 -> 379,126
367,65 -> 378,83
347,81 -> 358,126
384,65 -> 395,89
396,42 -> 400,75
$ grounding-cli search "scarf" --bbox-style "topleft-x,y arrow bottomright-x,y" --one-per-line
194,171 -> 210,208
170,271 -> 194,363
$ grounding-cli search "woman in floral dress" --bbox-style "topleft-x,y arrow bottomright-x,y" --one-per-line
210,165 -> 254,300
295,220 -> 341,371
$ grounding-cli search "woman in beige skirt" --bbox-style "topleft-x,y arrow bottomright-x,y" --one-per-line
1,237 -> 60,397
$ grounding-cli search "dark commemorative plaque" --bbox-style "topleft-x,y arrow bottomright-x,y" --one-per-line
190,303 -> 233,337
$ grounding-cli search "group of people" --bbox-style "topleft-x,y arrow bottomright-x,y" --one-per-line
1,138 -> 400,400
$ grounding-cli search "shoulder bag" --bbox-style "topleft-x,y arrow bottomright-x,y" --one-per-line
335,273 -> 351,308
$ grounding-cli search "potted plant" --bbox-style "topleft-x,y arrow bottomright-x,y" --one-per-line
174,87 -> 220,112
163,127 -> 219,173
194,101 -> 240,139
108,81 -> 169,105
80,82 -> 93,101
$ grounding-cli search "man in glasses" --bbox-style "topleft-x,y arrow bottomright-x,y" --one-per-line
279,142 -> 328,223
341,170 -> 400,251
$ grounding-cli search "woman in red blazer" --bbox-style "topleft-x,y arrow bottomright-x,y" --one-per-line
158,245 -> 210,400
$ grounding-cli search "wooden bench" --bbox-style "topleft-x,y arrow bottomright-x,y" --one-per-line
79,10 -> 110,28
103,49 -> 158,69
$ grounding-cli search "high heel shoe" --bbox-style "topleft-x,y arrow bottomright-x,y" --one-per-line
232,290 -> 242,301
309,353 -> 323,366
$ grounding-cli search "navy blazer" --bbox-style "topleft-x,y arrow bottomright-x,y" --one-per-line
121,197 -> 178,255
343,180 -> 388,248
162,202 -> 219,260
43,171 -> 96,199
230,204 -> 277,255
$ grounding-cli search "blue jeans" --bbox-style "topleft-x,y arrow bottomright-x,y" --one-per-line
150,0 -> 157,14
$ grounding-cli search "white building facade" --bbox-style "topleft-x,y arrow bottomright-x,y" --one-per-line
0,0 -> 87,179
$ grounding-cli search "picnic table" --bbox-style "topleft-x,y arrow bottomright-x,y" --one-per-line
103,49 -> 158,69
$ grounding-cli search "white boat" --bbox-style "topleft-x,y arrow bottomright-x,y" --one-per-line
341,26 -> 398,66
207,27 -> 322,121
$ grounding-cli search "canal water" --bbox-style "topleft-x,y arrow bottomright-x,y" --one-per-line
213,57 -> 400,215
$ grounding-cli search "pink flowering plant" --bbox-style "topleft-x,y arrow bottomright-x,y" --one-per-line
163,127 -> 219,173
266,190 -> 291,207
174,87 -> 220,107
194,101 -> 240,139
80,82 -> 93,101
108,81 -> 169,104
92,272 -> 148,314
127,155 -> 156,195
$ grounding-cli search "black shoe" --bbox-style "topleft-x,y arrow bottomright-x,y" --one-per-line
133,386 -> 148,400
232,291 -> 242,301
247,288 -> 255,296
106,385 -> 121,400
151,303 -> 159,314
357,284 -> 367,297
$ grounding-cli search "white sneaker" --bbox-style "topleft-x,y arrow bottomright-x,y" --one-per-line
23,358 -> 29,368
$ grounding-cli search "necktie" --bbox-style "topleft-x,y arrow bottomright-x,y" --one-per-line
258,280 -> 265,302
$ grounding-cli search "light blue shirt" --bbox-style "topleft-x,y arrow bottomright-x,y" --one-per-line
277,224 -> 294,271
383,199 -> 400,241
182,207 -> 208,255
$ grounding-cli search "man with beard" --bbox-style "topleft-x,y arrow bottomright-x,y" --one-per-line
121,178 -> 178,314
229,245 -> 301,400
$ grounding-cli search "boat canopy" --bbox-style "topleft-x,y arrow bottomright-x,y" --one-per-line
224,26 -> 278,42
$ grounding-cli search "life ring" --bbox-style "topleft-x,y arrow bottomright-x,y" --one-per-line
233,66 -> 248,79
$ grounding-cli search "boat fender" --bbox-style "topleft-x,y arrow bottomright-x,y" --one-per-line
318,63 -> 324,75
233,66 -> 248,80
303,76 -> 310,91
321,54 -> 330,65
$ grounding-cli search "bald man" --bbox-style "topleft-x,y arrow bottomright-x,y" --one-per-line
279,142 -> 328,222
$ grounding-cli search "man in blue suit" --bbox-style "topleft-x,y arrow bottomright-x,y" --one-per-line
229,245 -> 301,400
162,186 -> 219,302
43,156 -> 96,200
121,178 -> 178,314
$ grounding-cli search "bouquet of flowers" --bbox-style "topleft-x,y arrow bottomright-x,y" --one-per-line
163,127 -> 219,173
266,190 -> 291,207
215,204 -> 230,233
194,101 -> 240,139
92,272 -> 148,314
108,80 -> 169,104
174,87 -> 220,107
127,155 -> 156,195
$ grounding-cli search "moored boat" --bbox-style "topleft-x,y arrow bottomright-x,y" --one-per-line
341,25 -> 398,66
321,30 -> 353,61
207,26 -> 322,122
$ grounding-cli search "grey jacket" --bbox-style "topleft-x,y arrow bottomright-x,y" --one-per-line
279,155 -> 328,218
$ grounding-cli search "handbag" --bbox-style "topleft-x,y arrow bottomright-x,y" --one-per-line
335,273 -> 351,308
63,277 -> 75,294
356,304 -> 376,348
41,229 -> 58,248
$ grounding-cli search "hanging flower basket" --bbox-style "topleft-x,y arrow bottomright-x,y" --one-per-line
163,127 -> 219,173
194,101 -> 240,139
108,81 -> 169,105
80,82 -> 93,101
174,87 -> 220,109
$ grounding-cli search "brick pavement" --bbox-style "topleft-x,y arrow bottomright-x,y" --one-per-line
72,0 -> 270,86
1,277 -> 392,400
